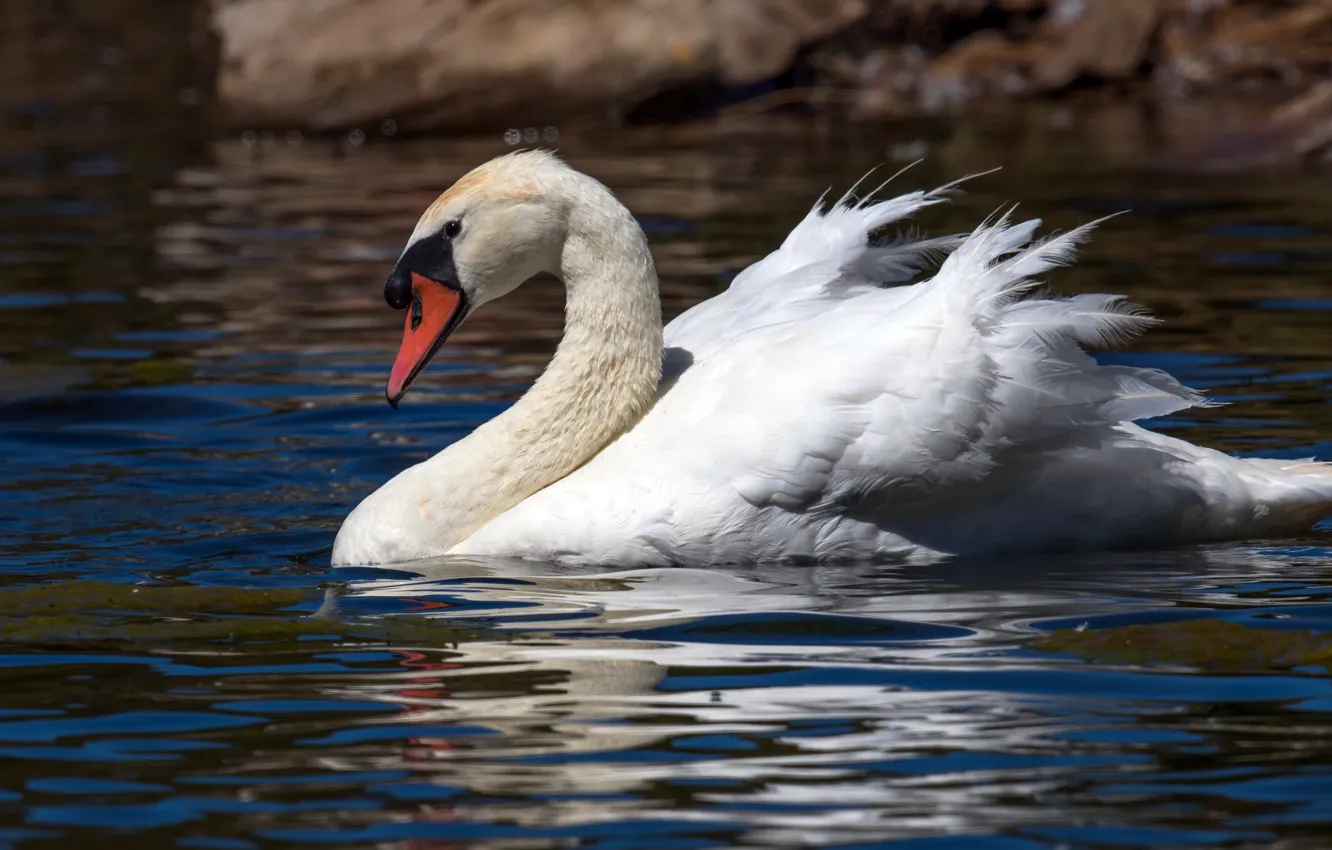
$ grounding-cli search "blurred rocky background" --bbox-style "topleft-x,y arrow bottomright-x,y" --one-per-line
204,0 -> 1332,166
6,0 -> 1332,168
3,0 -> 1331,413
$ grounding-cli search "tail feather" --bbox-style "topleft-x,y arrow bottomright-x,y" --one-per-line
1247,458 -> 1332,477
1285,462 -> 1332,476
742,170 -> 996,296
930,214 -> 1209,442
1003,293 -> 1157,349
935,214 -> 1098,307
855,232 -> 965,283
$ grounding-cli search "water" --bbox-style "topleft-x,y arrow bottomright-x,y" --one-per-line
6,24 -> 1332,846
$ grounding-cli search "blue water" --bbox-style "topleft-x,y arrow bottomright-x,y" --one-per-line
5,87 -> 1332,847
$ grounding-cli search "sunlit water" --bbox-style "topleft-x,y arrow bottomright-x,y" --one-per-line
5,54 -> 1332,846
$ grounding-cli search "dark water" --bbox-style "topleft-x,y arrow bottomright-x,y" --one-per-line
6,15 -> 1332,847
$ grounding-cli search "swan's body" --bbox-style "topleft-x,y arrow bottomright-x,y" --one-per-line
332,151 -> 1332,567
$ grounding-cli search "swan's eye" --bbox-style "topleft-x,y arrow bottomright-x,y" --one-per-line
443,219 -> 462,239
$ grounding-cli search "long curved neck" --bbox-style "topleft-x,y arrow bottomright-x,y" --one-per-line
406,189 -> 663,554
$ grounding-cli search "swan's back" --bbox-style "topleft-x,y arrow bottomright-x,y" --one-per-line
455,180 -> 1332,565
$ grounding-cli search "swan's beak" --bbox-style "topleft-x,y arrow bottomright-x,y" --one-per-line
386,273 -> 467,407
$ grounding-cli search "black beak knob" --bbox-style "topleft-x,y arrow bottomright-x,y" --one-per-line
385,268 -> 413,310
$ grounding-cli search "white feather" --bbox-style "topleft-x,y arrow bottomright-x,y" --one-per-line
336,153 -> 1332,568
463,183 -> 1331,565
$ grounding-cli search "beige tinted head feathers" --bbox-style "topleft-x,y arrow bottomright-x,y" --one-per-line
381,150 -> 574,404
332,151 -> 665,566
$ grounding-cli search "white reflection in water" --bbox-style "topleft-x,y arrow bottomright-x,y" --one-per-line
309,545 -> 1332,840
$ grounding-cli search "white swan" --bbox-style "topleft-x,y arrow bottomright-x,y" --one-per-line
332,150 -> 1332,567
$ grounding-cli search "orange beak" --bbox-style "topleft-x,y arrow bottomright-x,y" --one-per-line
386,272 -> 467,407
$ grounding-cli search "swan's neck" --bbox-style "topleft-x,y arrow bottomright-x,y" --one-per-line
360,191 -> 663,561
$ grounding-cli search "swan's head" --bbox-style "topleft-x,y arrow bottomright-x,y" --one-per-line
382,150 -> 570,406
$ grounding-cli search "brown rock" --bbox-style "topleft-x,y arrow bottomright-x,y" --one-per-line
1194,2 -> 1332,81
1033,0 -> 1163,90
211,0 -> 866,131
917,30 -> 1038,109
1274,80 -> 1332,156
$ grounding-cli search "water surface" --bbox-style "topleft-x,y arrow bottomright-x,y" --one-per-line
4,47 -> 1332,847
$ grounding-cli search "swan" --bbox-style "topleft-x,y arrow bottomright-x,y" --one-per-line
332,150 -> 1332,567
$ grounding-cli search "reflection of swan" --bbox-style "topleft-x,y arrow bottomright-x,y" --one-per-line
342,544 -> 1331,642
343,555 -> 1041,637
327,566 -> 1032,812
318,545 -> 1332,836
332,150 -> 1332,567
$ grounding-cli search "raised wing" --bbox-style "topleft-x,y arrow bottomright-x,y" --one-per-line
648,206 -> 1204,516
663,175 -> 964,361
